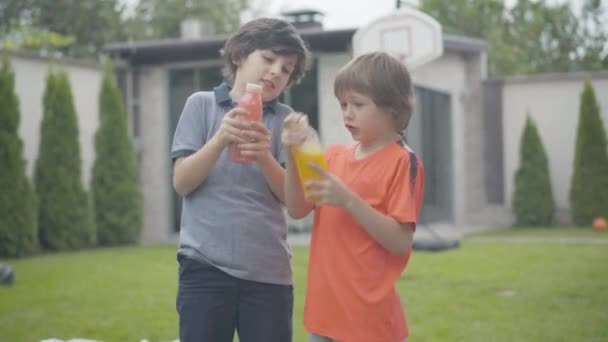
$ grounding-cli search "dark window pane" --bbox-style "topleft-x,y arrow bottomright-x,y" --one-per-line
286,59 -> 319,130
413,86 -> 453,223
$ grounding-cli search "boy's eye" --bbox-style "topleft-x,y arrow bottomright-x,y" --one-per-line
282,67 -> 293,75
263,56 -> 273,63
339,102 -> 347,110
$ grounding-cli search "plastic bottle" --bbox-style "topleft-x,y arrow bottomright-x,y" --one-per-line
229,83 -> 263,164
292,126 -> 327,201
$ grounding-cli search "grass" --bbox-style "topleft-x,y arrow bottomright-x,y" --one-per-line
468,226 -> 608,239
1,229 -> 607,342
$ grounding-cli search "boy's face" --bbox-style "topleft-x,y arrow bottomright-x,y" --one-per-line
235,49 -> 297,102
337,90 -> 394,144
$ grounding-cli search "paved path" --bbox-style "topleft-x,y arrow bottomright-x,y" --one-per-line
288,224 -> 608,246
288,222 -> 478,247
465,236 -> 608,244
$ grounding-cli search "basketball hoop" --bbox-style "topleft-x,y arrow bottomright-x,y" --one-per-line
353,7 -> 443,70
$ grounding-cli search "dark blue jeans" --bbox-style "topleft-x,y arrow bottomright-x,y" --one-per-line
176,254 -> 293,342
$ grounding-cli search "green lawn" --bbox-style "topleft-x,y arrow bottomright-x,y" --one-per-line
468,227 -> 608,239
1,230 -> 607,342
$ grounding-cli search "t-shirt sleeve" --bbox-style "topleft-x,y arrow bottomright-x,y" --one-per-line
385,153 -> 425,230
170,93 -> 207,162
324,144 -> 340,166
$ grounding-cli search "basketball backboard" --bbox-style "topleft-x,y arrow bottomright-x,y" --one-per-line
352,8 -> 443,70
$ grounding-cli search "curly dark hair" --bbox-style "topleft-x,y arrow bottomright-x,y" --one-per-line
221,18 -> 311,87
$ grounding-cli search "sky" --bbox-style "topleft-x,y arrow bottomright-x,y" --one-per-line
265,0 -> 586,29
122,0 -> 589,30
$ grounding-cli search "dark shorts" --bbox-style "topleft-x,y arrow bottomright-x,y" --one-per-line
176,254 -> 293,342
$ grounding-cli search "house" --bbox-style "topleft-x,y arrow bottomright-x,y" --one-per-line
103,8 -> 493,243
102,8 -> 608,243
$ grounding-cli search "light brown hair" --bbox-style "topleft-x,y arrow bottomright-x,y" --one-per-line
334,52 -> 414,133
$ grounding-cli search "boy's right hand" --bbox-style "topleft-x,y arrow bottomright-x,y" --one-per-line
281,112 -> 309,147
216,107 -> 251,147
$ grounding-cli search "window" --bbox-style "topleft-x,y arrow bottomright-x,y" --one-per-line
410,86 -> 453,223
282,59 -> 319,130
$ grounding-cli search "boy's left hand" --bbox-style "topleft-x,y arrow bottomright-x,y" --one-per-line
238,122 -> 272,160
305,164 -> 355,208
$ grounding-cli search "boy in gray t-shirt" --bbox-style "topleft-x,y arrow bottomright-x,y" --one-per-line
171,18 -> 310,342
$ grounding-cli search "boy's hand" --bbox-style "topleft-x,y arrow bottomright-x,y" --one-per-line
216,108 -> 251,147
305,164 -> 356,208
281,112 -> 309,146
238,122 -> 272,161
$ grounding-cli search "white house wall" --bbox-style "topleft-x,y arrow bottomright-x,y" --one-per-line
136,66 -> 173,244
13,54 -> 102,189
502,73 -> 608,224
316,52 -> 355,147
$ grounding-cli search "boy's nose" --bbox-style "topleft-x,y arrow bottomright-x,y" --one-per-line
343,107 -> 354,120
269,62 -> 282,76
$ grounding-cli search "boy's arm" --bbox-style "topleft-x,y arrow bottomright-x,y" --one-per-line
256,151 -> 287,203
173,134 -> 225,196
173,107 -> 248,196
283,148 -> 315,219
343,195 -> 414,256
342,156 -> 421,256
308,157 -> 420,256
235,121 -> 286,203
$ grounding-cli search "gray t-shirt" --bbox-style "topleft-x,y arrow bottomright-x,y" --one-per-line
171,83 -> 293,285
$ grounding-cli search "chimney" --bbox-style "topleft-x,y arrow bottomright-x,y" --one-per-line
282,9 -> 325,31
180,17 -> 215,40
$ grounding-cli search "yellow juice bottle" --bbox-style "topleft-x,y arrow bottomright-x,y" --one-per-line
292,127 -> 327,200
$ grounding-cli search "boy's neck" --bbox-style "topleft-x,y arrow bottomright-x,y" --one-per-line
229,81 -> 246,101
355,133 -> 400,159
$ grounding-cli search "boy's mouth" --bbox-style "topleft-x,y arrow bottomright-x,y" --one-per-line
345,124 -> 358,133
261,79 -> 275,90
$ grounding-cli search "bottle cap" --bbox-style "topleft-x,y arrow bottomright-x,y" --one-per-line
245,83 -> 263,93
301,126 -> 322,147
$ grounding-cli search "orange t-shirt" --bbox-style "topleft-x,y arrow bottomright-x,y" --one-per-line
303,142 -> 425,342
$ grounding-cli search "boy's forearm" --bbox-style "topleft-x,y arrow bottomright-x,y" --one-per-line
257,152 -> 286,203
344,195 -> 414,256
284,149 -> 314,219
173,135 -> 225,196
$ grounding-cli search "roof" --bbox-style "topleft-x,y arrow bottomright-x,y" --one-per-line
104,28 -> 487,65
281,8 -> 325,16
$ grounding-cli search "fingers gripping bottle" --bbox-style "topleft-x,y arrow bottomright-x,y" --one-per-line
229,83 -> 263,164
292,126 -> 327,201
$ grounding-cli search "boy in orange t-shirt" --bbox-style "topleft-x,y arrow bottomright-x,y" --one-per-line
282,52 -> 425,342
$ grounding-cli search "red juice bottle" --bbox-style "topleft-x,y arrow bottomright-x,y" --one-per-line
229,83 -> 263,164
